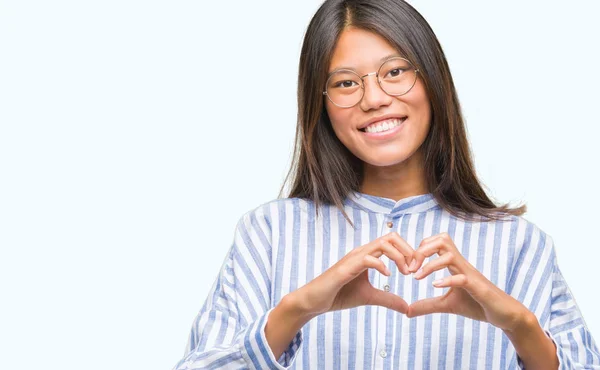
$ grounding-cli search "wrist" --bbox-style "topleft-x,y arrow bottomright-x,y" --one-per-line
280,290 -> 318,325
503,309 -> 559,369
503,307 -> 536,336
265,293 -> 311,361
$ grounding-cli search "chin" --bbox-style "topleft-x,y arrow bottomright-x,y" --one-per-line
358,152 -> 412,167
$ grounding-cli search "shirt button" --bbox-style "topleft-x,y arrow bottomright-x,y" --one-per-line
386,221 -> 393,228
383,284 -> 390,292
380,349 -> 387,358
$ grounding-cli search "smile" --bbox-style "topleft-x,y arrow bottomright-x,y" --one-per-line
360,117 -> 407,133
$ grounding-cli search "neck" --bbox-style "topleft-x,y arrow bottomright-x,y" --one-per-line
359,148 -> 428,202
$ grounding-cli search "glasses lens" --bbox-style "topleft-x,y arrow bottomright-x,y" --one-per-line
325,70 -> 363,107
379,58 -> 417,96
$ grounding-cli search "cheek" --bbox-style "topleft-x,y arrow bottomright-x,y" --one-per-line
404,86 -> 432,133
413,82 -> 431,117
326,106 -> 354,137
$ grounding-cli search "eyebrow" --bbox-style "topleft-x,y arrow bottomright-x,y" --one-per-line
328,53 -> 404,74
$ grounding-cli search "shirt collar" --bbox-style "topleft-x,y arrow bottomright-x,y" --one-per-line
345,191 -> 441,217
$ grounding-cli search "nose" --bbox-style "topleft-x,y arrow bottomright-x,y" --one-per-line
359,72 -> 392,111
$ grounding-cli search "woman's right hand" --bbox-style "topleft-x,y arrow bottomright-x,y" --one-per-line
294,232 -> 415,317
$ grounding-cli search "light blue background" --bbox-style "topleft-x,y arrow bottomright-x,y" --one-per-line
1,1 -> 598,369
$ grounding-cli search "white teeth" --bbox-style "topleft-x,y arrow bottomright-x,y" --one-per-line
364,118 -> 405,133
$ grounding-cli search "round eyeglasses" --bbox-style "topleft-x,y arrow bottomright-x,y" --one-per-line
323,57 -> 420,108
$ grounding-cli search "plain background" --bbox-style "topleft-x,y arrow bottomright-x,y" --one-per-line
1,1 -> 598,369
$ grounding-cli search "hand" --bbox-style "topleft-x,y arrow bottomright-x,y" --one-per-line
295,232 -> 414,317
406,232 -> 528,332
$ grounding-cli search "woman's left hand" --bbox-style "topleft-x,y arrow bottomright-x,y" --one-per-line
406,232 -> 529,332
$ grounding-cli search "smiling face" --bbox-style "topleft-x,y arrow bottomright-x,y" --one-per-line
325,27 -> 432,169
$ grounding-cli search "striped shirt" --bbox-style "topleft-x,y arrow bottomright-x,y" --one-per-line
172,192 -> 600,369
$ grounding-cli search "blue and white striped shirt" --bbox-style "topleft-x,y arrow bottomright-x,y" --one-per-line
172,192 -> 600,369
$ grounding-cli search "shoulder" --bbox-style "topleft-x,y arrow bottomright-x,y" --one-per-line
455,211 -> 557,261
499,214 -> 557,266
512,214 -> 555,248
464,211 -> 554,244
233,196 -> 317,236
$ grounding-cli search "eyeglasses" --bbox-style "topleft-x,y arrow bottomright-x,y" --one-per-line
323,57 -> 420,108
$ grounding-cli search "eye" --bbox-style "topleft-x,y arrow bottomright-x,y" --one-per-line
334,80 -> 359,88
386,68 -> 406,78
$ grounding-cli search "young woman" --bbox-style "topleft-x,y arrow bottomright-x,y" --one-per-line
173,0 -> 600,369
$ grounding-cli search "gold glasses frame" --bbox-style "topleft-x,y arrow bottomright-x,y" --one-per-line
322,56 -> 420,108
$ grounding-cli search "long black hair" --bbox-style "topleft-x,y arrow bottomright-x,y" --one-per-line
279,0 -> 526,227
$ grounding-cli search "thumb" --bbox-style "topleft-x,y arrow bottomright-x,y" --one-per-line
366,287 -> 408,314
406,296 -> 446,318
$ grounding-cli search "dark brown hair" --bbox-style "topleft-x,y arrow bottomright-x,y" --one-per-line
277,0 -> 526,228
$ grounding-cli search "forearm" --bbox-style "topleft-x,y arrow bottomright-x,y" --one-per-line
265,293 -> 316,361
504,311 -> 559,369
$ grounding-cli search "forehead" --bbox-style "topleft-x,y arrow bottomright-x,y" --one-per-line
328,28 -> 403,74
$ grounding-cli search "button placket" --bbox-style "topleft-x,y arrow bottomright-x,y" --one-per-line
374,260 -> 387,365
375,215 -> 396,365
381,216 -> 395,290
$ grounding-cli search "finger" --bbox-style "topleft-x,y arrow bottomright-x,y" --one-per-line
407,296 -> 447,318
413,253 -> 453,280
335,253 -> 390,286
362,254 -> 391,277
384,232 -> 415,266
432,274 -> 468,288
368,239 -> 410,275
379,240 -> 410,275
418,234 -> 438,245
420,232 -> 449,244
366,287 -> 409,314
410,237 -> 451,273
432,273 -> 491,305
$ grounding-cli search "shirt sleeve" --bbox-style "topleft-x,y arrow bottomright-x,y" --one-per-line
171,212 -> 304,370
510,228 -> 600,369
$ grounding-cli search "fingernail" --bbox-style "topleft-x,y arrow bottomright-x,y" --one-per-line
414,268 -> 422,277
432,279 -> 443,286
409,259 -> 417,271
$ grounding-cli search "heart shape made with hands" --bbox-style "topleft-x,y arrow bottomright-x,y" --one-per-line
382,232 -> 495,323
